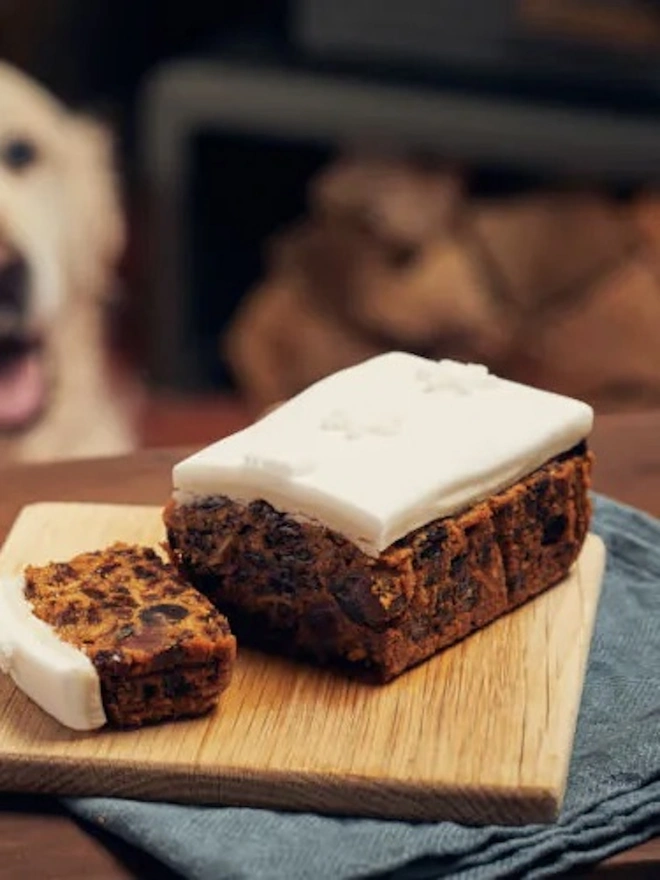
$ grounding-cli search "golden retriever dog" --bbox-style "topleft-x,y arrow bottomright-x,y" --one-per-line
0,62 -> 138,465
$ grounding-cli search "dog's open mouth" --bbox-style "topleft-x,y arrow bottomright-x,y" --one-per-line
0,254 -> 47,431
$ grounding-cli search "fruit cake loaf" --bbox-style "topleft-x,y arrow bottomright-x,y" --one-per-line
164,353 -> 594,682
0,543 -> 236,729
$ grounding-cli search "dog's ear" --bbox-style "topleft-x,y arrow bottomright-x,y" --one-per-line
59,113 -> 126,302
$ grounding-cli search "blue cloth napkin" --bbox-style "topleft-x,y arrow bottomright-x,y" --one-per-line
65,495 -> 660,879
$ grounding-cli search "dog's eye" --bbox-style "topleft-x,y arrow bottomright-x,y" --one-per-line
1,138 -> 38,172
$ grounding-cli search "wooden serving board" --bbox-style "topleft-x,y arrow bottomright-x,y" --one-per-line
0,502 -> 606,825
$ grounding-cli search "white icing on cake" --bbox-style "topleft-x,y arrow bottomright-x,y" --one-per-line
173,353 -> 594,556
0,575 -> 106,731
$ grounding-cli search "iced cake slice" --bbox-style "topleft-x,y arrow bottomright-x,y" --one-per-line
0,543 -> 236,729
164,353 -> 594,682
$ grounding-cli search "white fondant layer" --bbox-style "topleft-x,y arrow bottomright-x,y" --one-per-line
0,575 -> 106,731
172,353 -> 593,556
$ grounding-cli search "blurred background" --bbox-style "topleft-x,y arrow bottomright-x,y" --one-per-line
6,0 -> 660,449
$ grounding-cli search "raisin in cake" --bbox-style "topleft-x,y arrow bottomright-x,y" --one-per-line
0,543 -> 236,729
164,353 -> 594,682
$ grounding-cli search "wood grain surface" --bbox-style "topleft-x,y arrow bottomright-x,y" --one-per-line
0,407 -> 657,876
0,501 -> 605,825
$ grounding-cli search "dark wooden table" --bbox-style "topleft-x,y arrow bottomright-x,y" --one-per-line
0,410 -> 659,878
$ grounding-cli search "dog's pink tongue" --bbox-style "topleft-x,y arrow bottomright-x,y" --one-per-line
0,352 -> 45,428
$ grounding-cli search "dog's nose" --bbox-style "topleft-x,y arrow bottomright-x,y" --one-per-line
0,242 -> 13,265
0,255 -> 28,331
